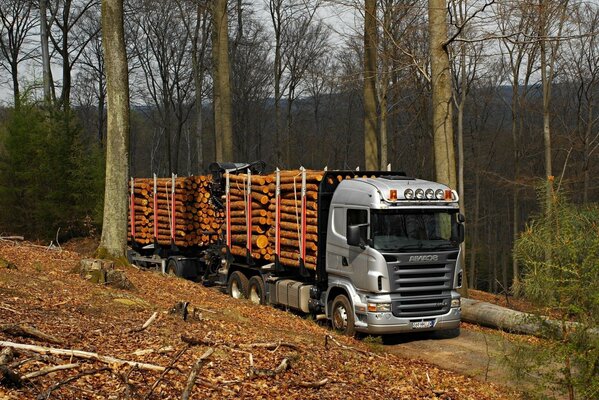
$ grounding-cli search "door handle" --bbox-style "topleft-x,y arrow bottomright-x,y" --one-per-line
342,256 -> 348,266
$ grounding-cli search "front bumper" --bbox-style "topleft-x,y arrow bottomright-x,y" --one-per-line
355,306 -> 461,334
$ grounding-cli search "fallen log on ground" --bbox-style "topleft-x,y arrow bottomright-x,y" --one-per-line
461,298 -> 599,339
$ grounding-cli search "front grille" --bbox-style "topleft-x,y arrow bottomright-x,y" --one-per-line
385,251 -> 457,317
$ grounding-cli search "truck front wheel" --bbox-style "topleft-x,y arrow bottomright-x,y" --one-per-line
248,276 -> 266,305
331,294 -> 355,336
227,271 -> 249,299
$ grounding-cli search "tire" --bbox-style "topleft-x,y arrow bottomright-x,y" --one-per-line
227,271 -> 249,299
248,275 -> 266,305
331,294 -> 356,336
167,259 -> 179,276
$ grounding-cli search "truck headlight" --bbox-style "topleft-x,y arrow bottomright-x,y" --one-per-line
451,299 -> 461,308
368,303 -> 392,312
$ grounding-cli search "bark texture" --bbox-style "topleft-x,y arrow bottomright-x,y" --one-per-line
99,0 -> 130,257
428,0 -> 456,189
363,0 -> 378,170
212,0 -> 233,162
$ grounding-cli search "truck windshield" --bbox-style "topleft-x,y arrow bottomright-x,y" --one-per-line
370,209 -> 459,252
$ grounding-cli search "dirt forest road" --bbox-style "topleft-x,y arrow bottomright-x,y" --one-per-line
379,325 -> 531,394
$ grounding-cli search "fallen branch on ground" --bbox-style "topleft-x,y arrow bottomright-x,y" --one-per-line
294,377 -> 329,388
144,345 -> 190,400
248,357 -> 289,378
0,236 -> 24,241
181,335 -> 300,352
38,367 -> 109,400
0,341 -> 166,372
129,311 -> 159,333
0,347 -> 22,387
0,324 -> 64,345
238,341 -> 299,351
324,334 -> 381,358
0,305 -> 20,314
181,348 -> 214,400
22,363 -> 80,379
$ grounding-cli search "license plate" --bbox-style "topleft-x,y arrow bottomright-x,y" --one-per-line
411,320 -> 434,329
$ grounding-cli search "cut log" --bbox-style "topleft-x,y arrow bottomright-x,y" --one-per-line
461,298 -> 599,339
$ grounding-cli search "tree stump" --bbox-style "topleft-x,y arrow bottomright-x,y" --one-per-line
79,259 -> 134,290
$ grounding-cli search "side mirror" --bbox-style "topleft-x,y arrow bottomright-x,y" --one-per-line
347,225 -> 366,249
457,224 -> 465,244
457,213 -> 465,223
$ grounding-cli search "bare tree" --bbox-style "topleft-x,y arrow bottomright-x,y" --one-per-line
74,7 -> 105,144
363,0 -> 378,170
176,0 -> 211,172
99,0 -> 130,257
212,0 -> 233,161
0,0 -> 38,107
496,0 -> 539,293
129,0 -> 194,174
47,0 -> 100,109
428,0 -> 456,189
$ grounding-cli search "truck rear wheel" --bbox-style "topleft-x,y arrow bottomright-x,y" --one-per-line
227,271 -> 249,299
167,259 -> 179,276
248,276 -> 266,305
331,294 -> 355,336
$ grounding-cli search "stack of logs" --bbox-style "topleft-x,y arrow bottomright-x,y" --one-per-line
128,176 -> 224,247
227,170 -> 328,271
128,170 -> 356,272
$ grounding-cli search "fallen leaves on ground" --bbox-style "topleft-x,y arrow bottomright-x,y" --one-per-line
0,241 -> 519,399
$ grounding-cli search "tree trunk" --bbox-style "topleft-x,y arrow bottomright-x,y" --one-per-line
212,0 -> 233,162
428,0 -> 457,189
99,0 -> 130,258
363,0 -> 378,170
40,0 -> 53,104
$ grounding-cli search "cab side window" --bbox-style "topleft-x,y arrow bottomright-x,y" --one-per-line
347,209 -> 367,226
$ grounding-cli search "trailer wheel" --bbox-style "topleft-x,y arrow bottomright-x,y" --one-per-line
248,276 -> 266,305
331,294 -> 356,336
227,271 -> 249,299
166,259 -> 179,276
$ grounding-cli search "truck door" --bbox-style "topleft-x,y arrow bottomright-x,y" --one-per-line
326,207 -> 371,290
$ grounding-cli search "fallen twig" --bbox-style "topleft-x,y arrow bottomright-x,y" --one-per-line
144,344 -> 190,399
0,324 -> 64,345
0,341 -> 166,372
37,367 -> 109,400
129,311 -> 159,333
248,357 -> 289,378
0,305 -> 21,314
294,377 -> 329,388
22,363 -> 80,379
0,236 -> 24,241
324,334 -> 381,358
239,341 -> 299,351
181,348 -> 214,400
182,335 -> 300,352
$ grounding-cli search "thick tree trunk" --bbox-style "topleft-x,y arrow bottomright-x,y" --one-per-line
363,0 -> 378,170
212,0 -> 233,162
99,0 -> 130,258
428,0 -> 457,189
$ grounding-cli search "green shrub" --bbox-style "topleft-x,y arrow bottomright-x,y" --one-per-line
513,187 -> 599,399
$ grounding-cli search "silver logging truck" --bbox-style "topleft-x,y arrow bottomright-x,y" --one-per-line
128,162 -> 465,336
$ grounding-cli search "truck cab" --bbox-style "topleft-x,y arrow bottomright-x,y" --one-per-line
324,176 -> 463,335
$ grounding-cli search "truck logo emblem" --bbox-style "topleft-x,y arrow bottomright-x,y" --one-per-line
409,255 -> 438,262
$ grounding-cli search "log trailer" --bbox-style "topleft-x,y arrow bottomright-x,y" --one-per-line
127,162 -> 464,336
